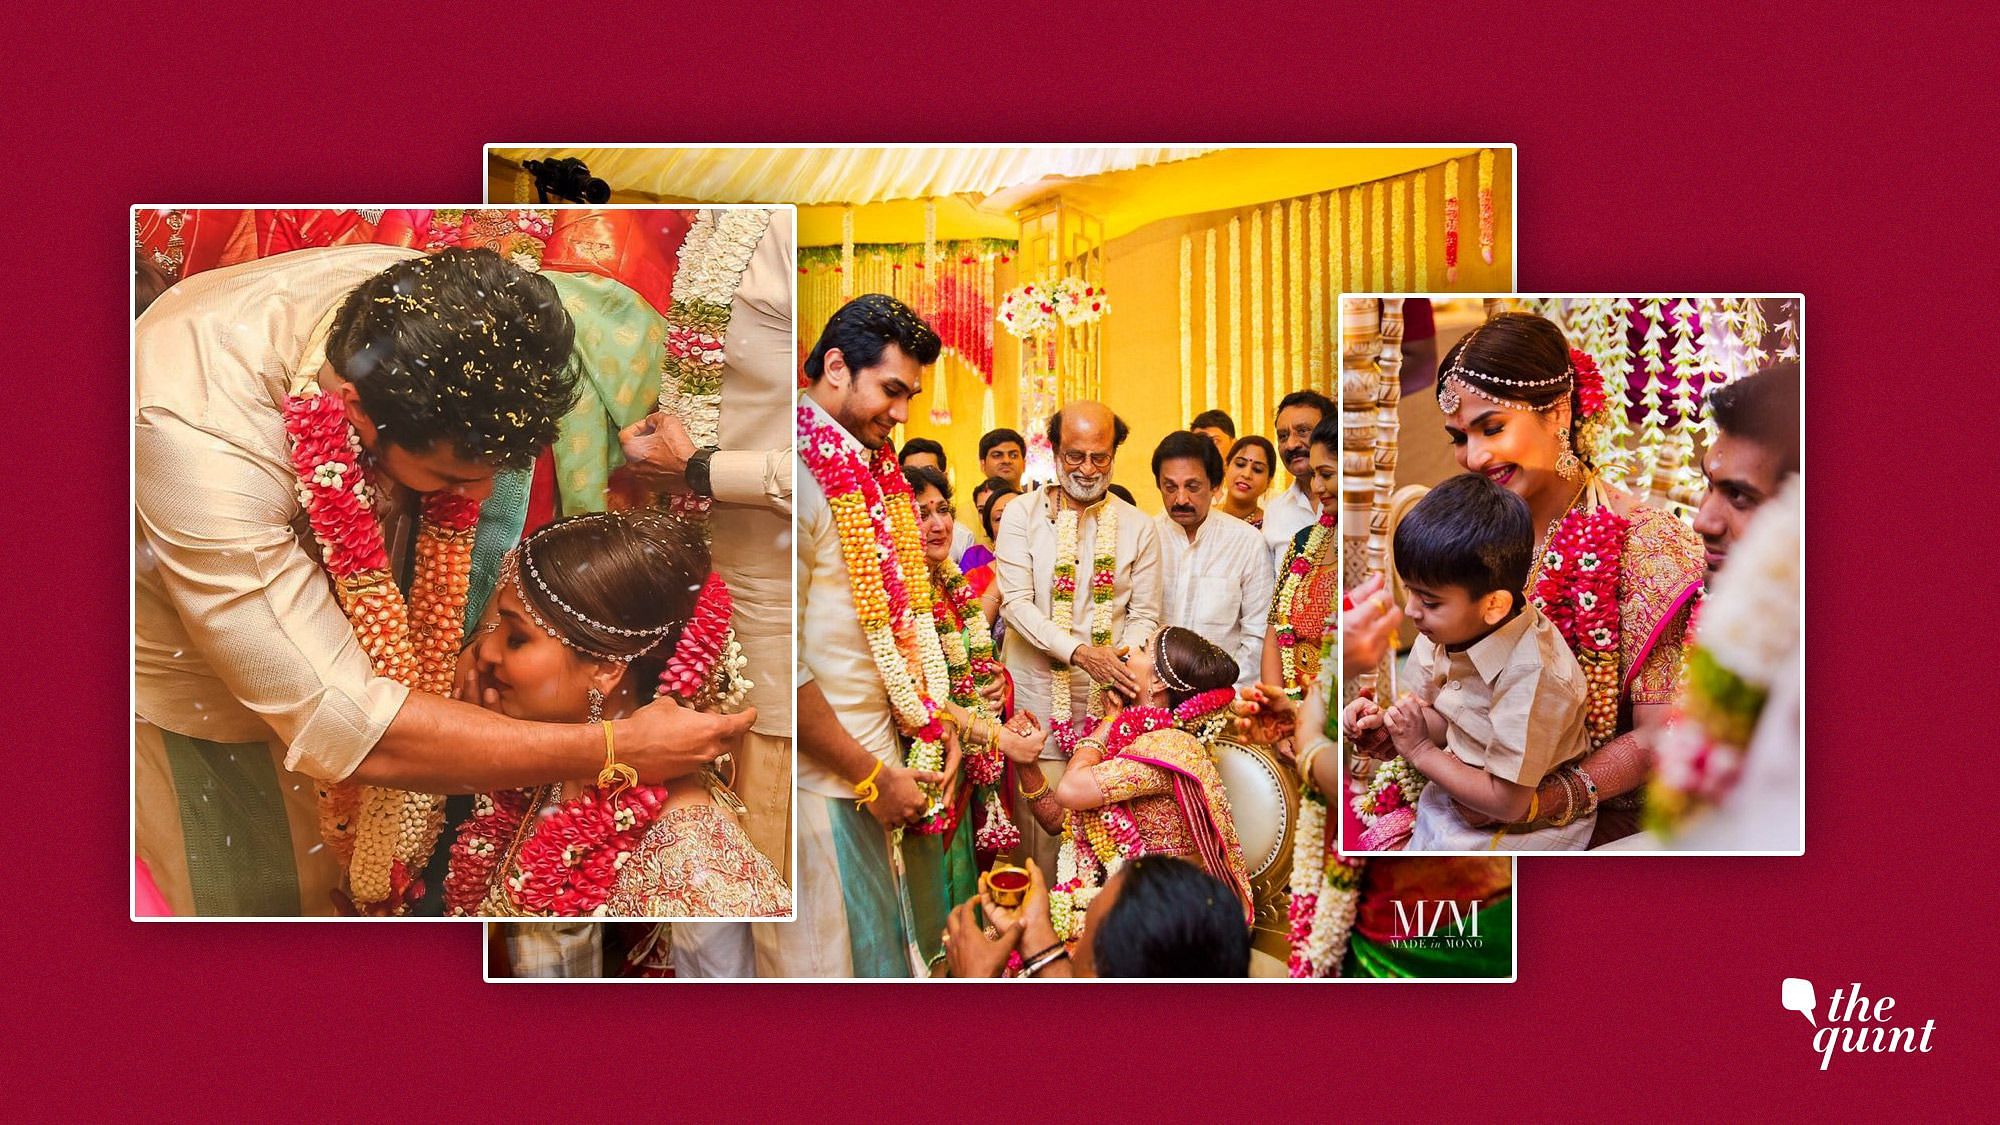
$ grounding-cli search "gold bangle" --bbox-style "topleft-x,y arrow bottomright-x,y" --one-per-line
595,719 -> 638,798
1018,771 -> 1051,801
1295,739 -> 1332,783
853,758 -> 885,806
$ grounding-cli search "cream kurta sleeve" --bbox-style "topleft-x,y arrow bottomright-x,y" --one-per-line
995,494 -> 1080,664
1118,515 -> 1163,652
134,412 -> 407,780
709,210 -> 794,518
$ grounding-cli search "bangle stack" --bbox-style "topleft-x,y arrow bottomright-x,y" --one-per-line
1073,737 -> 1108,758
1295,739 -> 1334,789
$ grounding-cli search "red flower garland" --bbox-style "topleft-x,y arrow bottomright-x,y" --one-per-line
1530,502 -> 1629,747
1570,348 -> 1606,417
661,573 -> 733,703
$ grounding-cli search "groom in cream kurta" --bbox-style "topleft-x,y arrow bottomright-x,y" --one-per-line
995,402 -> 1163,875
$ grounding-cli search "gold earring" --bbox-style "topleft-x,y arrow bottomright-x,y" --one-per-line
1556,429 -> 1582,481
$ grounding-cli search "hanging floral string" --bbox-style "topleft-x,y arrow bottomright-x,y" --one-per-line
1477,149 -> 1497,265
1414,168 -> 1430,292
1444,158 -> 1462,283
1178,232 -> 1193,425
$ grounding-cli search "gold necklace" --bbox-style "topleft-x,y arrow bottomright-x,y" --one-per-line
1525,483 -> 1586,591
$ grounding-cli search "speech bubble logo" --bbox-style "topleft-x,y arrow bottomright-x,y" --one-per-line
1782,977 -> 1818,1026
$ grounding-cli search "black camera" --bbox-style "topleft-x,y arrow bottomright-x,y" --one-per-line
523,158 -> 611,205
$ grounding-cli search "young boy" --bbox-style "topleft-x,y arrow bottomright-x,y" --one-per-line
1343,473 -> 1594,850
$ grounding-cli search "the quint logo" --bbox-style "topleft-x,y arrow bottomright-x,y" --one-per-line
1780,978 -> 1937,1070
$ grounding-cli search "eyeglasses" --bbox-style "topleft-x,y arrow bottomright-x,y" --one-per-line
1058,450 -> 1113,470
916,503 -> 956,522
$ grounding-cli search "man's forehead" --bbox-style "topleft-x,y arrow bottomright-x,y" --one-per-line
1276,406 -> 1323,429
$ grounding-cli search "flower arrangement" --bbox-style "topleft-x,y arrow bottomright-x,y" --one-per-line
996,277 -> 1111,340
283,390 -> 478,914
1286,787 -> 1364,977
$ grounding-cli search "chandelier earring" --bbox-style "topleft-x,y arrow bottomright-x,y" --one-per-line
1555,427 -> 1582,481
587,686 -> 604,724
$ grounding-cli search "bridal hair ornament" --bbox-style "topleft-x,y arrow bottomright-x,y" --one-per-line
1436,326 -> 1573,416
1154,639 -> 1196,694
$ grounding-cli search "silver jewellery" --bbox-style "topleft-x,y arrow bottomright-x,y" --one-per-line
1437,329 -> 1574,416
503,535 -> 673,664
1154,641 -> 1195,694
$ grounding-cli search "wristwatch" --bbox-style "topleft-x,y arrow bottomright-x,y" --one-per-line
686,446 -> 718,498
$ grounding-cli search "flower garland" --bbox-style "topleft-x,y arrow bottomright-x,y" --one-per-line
798,403 -> 953,829
1047,690 -> 1235,942
1477,149 -> 1496,265
1443,158 -> 1461,282
1529,489 -> 1630,749
1286,787 -> 1364,977
1351,755 -> 1426,851
658,207 -> 775,521
1271,511 -> 1336,698
283,391 -> 479,914
1047,497 -> 1119,753
931,560 -> 1018,852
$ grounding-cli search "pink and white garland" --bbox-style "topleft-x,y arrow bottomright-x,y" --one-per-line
1048,497 -> 1119,754
798,403 -> 953,830
658,207 -> 774,520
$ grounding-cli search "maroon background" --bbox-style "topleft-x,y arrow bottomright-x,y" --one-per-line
12,2 -> 1996,1117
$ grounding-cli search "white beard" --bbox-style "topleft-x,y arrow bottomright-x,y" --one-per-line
1061,471 -> 1110,504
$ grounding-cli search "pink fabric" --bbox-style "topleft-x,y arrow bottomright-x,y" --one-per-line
1122,750 -> 1254,922
1625,581 -> 1702,689
134,857 -> 172,917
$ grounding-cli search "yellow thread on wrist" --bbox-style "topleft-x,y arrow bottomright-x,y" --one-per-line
853,758 -> 886,806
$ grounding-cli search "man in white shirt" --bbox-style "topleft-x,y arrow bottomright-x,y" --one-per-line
994,401 -> 1163,873
1151,431 -> 1273,689
1263,389 -> 1336,565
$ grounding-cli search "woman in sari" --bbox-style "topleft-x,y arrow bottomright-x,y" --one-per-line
1005,625 -> 1252,944
1259,417 -> 1340,763
1429,312 -> 1703,844
1215,435 -> 1277,529
906,467 -> 1045,903
443,509 -> 788,936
